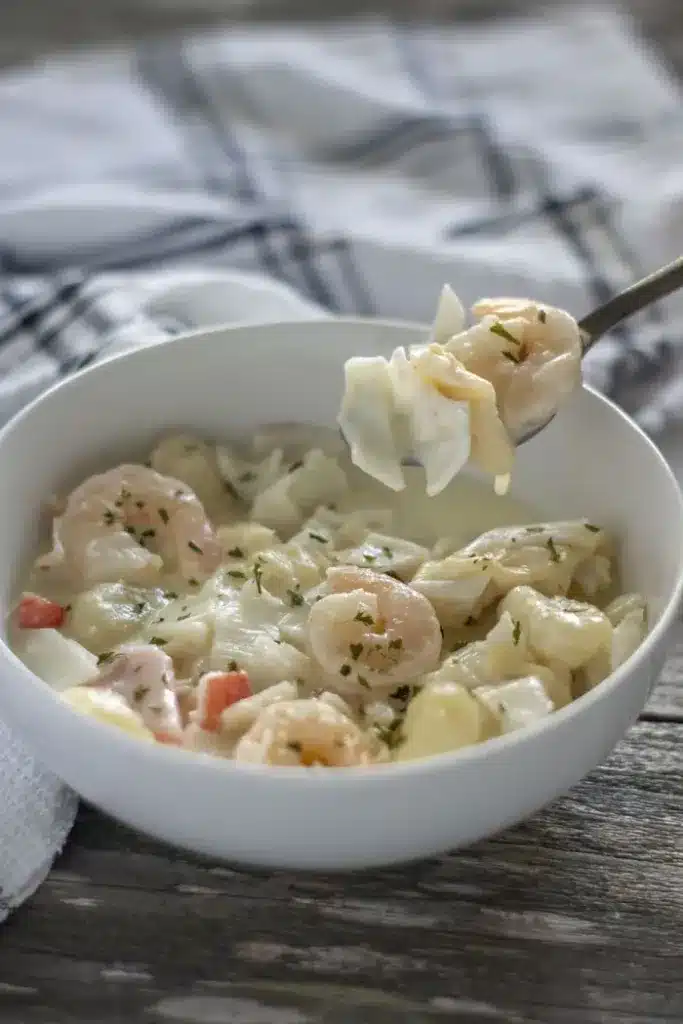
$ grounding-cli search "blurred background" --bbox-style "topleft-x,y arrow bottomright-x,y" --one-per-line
0,1 -> 680,72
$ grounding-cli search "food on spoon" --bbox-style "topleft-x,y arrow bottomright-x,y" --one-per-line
339,285 -> 583,495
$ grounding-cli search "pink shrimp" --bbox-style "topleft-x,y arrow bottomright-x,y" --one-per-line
308,566 -> 442,689
38,464 -> 221,587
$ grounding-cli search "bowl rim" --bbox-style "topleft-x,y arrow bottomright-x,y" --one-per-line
2,315 -> 682,788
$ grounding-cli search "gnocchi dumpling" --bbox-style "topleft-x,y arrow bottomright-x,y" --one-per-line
150,434 -> 233,523
61,685 -> 154,740
395,680 -> 496,762
500,585 -> 613,671
474,675 -> 555,733
66,582 -> 163,652
335,532 -> 429,581
418,520 -> 610,627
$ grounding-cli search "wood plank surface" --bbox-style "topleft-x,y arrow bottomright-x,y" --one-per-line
2,719 -> 683,1024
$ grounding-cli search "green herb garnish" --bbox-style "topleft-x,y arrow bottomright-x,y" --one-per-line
349,642 -> 363,661
188,540 -> 203,554
502,350 -> 520,364
512,620 -> 521,646
547,537 -> 560,563
585,523 -> 600,533
228,660 -> 239,671
538,309 -> 547,323
339,664 -> 352,677
102,509 -> 117,526
228,570 -> 246,580
354,610 -> 374,626
388,637 -> 403,651
158,508 -> 169,524
97,651 -> 115,666
309,532 -> 328,544
227,546 -> 244,559
376,719 -> 402,749
287,588 -> 305,607
149,636 -> 168,647
490,321 -> 520,345
289,460 -> 304,473
381,546 -> 393,559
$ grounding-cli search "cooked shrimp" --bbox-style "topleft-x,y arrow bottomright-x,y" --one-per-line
308,566 -> 442,688
38,464 -> 221,587
233,697 -> 387,767
446,298 -> 582,439
94,643 -> 182,739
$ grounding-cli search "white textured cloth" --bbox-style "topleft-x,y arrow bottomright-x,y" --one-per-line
2,5 -> 683,915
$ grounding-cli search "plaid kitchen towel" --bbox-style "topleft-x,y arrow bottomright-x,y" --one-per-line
2,4 -> 683,915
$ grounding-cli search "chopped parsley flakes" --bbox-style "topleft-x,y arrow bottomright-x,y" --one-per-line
354,610 -> 374,626
490,321 -> 520,346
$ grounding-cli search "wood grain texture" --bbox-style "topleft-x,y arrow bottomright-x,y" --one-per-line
647,623 -> 683,717
1,720 -> 682,1023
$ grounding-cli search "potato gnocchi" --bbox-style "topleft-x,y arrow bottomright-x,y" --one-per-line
10,420 -> 647,769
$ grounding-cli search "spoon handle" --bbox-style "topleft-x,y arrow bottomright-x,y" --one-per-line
578,254 -> 683,351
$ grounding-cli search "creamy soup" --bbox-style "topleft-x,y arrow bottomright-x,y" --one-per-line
9,427 -> 647,768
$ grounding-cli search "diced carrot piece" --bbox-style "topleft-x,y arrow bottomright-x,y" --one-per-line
199,670 -> 251,732
154,730 -> 183,746
18,594 -> 65,629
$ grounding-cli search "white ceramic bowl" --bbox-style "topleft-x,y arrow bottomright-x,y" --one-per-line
0,319 -> 682,871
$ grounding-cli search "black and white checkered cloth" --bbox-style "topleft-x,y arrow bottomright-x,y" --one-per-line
2,5 -> 683,914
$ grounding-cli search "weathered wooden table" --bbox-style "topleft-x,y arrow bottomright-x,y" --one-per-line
3,2 -> 683,1022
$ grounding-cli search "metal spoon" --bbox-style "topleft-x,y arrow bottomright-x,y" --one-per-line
340,254 -> 683,465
